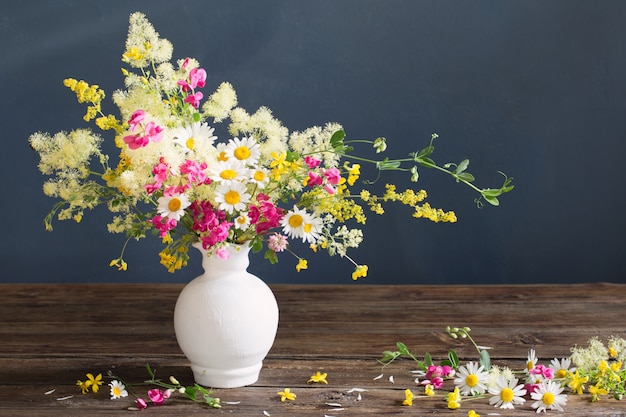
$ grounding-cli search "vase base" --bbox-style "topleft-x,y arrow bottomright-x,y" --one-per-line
190,361 -> 263,388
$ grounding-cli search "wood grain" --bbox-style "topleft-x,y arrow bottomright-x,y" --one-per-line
1,283 -> 625,416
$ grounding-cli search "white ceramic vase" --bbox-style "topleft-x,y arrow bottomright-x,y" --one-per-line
174,243 -> 279,388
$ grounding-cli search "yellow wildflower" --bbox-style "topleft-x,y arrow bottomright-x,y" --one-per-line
76,379 -> 91,394
588,383 -> 609,401
424,384 -> 435,396
346,163 -> 360,186
86,373 -> 103,393
307,371 -> 328,384
277,388 -> 296,402
468,411 -> 480,417
568,370 -> 588,395
609,347 -> 618,358
296,258 -> 308,272
109,258 -> 128,271
402,389 -> 414,406
352,265 -> 368,280
446,387 -> 461,409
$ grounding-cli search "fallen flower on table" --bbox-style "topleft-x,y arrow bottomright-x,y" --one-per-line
307,370 -> 328,384
402,388 -> 414,406
467,410 -> 480,417
277,388 -> 297,402
76,372 -> 103,394
379,327 -> 626,413
109,380 -> 129,400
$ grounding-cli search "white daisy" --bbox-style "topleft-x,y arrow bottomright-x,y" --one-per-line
280,206 -> 323,244
249,167 -> 270,189
531,380 -> 567,413
214,182 -> 250,214
454,361 -> 489,395
157,193 -> 191,220
550,357 -> 576,380
171,122 -> 217,152
233,212 -> 251,230
526,349 -> 538,372
225,136 -> 260,166
209,160 -> 248,184
109,380 -> 128,400
488,376 -> 526,409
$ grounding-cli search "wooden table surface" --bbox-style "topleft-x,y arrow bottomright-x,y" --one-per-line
1,283 -> 625,416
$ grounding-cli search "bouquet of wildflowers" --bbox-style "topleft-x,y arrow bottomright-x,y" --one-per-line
29,12 -> 512,278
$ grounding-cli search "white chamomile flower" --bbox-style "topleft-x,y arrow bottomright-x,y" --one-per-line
531,380 -> 567,413
281,206 -> 323,244
454,361 -> 489,395
249,167 -> 270,188
172,122 -> 217,152
550,357 -> 576,379
488,376 -> 526,409
215,182 -> 250,214
157,193 -> 191,220
526,349 -> 538,372
225,136 -> 260,166
233,212 -> 251,230
109,380 -> 128,400
209,160 -> 248,184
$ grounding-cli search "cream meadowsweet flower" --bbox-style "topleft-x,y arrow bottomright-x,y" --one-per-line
488,376 -> 526,409
214,182 -> 250,214
225,136 -> 260,166
531,380 -> 567,413
454,361 -> 489,395
157,193 -> 191,220
171,122 -> 217,152
109,380 -> 128,400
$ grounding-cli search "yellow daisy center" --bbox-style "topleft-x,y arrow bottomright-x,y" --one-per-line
556,369 -> 567,379
168,198 -> 182,212
254,170 -> 266,182
500,387 -> 514,402
218,151 -> 228,161
304,223 -> 312,233
186,137 -> 195,150
234,146 -> 251,160
113,386 -> 121,396
289,214 -> 303,228
542,392 -> 555,405
236,215 -> 247,225
225,190 -> 241,205
220,169 -> 237,180
465,374 -> 478,387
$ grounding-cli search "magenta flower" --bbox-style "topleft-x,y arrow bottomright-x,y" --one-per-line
147,388 -> 170,405
123,133 -> 150,150
135,397 -> 148,410
304,155 -> 321,168
324,167 -> 341,185
184,92 -> 203,108
128,109 -> 145,131
189,67 -> 207,89
180,159 -> 208,184
306,171 -> 323,187
152,158 -> 169,184
144,121 -> 164,143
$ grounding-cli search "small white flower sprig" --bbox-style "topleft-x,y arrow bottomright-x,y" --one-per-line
379,326 -> 626,413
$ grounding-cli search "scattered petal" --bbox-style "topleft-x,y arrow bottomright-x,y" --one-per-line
347,387 -> 367,393
388,375 -> 395,384
44,389 -> 56,395
326,402 -> 342,407
373,373 -> 384,380
357,393 -> 362,401
222,401 -> 241,405
56,395 -> 73,401
263,412 -> 271,417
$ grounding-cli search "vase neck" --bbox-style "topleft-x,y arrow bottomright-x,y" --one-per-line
193,243 -> 251,275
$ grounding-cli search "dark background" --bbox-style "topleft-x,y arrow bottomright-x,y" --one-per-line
2,0 -> 625,284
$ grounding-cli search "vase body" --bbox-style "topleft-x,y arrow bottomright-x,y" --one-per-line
174,243 -> 279,388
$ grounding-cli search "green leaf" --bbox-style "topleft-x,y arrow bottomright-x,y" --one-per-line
286,150 -> 300,162
145,363 -> 155,379
479,349 -> 491,370
184,385 -> 199,401
416,156 -> 435,168
330,130 -> 346,147
376,158 -> 401,170
192,112 -> 201,122
454,159 -> 470,174
456,172 -> 475,182
447,349 -> 460,369
416,145 -> 434,158
483,195 -> 500,206
250,236 -> 263,253
424,352 -> 433,367
264,249 -> 278,264
396,341 -> 409,354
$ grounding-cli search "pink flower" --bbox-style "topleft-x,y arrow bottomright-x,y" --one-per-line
216,247 -> 230,260
189,67 -> 207,89
123,134 -> 150,150
180,159 -> 208,184
304,156 -> 321,168
530,364 -> 555,380
135,398 -> 148,410
145,121 -> 164,143
268,233 -> 288,252
324,167 -> 341,185
144,182 -> 161,194
306,171 -> 323,187
323,184 -> 335,195
147,389 -> 167,405
128,109 -> 145,131
150,215 -> 177,238
181,58 -> 190,70
421,376 -> 444,389
152,158 -> 169,183
184,91 -> 203,108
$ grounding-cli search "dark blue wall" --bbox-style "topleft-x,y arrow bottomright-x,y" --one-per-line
3,0 -> 625,284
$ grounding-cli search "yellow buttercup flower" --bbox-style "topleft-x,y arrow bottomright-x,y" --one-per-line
277,388 -> 296,402
296,258 -> 308,272
307,371 -> 328,384
402,388 -> 414,406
